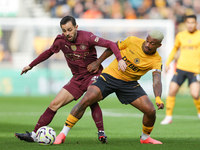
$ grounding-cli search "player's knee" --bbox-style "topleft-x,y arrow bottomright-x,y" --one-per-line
80,90 -> 100,107
168,89 -> 177,97
79,98 -> 91,108
146,107 -> 156,118
191,93 -> 199,100
49,100 -> 61,111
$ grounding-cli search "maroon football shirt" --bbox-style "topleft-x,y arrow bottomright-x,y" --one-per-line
29,30 -> 122,79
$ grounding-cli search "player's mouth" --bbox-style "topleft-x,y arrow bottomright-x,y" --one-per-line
144,46 -> 150,51
67,36 -> 73,41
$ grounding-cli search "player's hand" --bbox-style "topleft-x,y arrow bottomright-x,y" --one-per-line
87,61 -> 99,73
155,96 -> 164,110
21,65 -> 32,75
165,65 -> 170,73
156,103 -> 164,110
118,59 -> 127,72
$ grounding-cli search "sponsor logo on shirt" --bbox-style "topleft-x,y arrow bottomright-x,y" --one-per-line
182,46 -> 197,50
65,51 -> 89,60
122,56 -> 140,72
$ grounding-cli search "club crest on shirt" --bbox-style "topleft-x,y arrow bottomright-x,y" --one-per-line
80,44 -> 87,50
71,45 -> 77,51
134,58 -> 140,64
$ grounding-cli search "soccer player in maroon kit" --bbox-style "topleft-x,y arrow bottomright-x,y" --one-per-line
15,16 -> 126,144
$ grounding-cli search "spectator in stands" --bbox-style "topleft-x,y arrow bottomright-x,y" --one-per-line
72,1 -> 84,18
83,1 -> 103,19
23,0 -> 200,34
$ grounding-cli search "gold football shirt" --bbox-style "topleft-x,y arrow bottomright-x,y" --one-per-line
165,30 -> 200,73
102,36 -> 162,81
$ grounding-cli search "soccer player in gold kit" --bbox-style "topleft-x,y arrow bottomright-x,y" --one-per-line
54,29 -> 165,145
161,14 -> 200,125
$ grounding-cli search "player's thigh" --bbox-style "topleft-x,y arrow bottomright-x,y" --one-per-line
130,95 -> 155,116
78,85 -> 103,107
49,88 -> 74,111
189,82 -> 200,99
168,81 -> 180,96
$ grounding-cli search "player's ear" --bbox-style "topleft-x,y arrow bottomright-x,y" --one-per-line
158,43 -> 162,48
75,25 -> 78,30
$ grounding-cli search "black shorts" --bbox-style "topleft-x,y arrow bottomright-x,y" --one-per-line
92,73 -> 147,104
171,69 -> 200,86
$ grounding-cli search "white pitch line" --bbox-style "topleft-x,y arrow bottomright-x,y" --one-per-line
0,109 -> 199,120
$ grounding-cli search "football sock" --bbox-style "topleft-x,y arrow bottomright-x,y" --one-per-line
60,125 -> 71,136
90,102 -> 104,131
166,96 -> 175,116
141,125 -> 153,140
31,131 -> 36,141
141,132 -> 150,140
193,98 -> 200,114
33,107 -> 57,133
65,114 -> 79,128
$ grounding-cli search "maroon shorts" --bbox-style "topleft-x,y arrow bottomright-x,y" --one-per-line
63,73 -> 100,100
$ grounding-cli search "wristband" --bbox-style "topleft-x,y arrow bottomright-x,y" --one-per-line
155,96 -> 164,105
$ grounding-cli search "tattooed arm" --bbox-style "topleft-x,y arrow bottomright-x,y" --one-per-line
152,71 -> 164,110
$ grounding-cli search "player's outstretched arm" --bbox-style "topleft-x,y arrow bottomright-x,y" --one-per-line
152,71 -> 164,110
21,65 -> 33,75
21,49 -> 54,75
87,49 -> 113,73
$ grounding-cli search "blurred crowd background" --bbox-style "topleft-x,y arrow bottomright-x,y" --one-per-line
0,0 -> 200,63
0,0 -> 197,96
42,0 -> 200,32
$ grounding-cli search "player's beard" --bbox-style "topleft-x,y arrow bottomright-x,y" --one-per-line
188,28 -> 196,33
142,42 -> 151,54
67,31 -> 77,42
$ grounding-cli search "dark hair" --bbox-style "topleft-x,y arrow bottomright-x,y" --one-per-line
184,14 -> 197,21
60,16 -> 76,27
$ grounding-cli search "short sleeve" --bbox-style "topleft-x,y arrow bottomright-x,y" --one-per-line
152,59 -> 163,73
117,36 -> 131,50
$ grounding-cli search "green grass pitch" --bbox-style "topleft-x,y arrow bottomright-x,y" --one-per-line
0,95 -> 199,150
